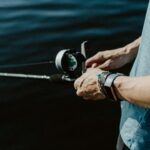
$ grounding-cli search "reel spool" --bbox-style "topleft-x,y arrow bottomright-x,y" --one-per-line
55,49 -> 86,80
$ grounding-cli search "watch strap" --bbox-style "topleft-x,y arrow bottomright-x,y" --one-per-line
104,73 -> 124,101
97,72 -> 124,101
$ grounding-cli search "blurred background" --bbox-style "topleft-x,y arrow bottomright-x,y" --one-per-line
0,0 -> 148,149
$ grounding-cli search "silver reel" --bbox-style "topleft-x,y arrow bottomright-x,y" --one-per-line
55,41 -> 87,80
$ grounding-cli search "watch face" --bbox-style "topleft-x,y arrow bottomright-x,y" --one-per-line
97,71 -> 110,84
67,54 -> 78,71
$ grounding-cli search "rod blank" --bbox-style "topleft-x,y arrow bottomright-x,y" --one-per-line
0,72 -> 74,82
0,72 -> 50,80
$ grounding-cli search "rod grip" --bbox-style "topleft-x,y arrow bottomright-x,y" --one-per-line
49,74 -> 75,82
49,74 -> 64,82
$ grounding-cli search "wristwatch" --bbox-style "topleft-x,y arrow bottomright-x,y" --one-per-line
97,72 -> 124,102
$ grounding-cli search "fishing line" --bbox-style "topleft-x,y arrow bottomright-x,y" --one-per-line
0,61 -> 54,69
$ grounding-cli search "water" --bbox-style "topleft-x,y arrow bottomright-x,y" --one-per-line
0,0 -> 148,149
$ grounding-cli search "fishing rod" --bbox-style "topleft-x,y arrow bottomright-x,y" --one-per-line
0,41 -> 87,82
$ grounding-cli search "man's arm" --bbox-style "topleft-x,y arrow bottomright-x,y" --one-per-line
74,69 -> 150,108
124,37 -> 141,61
85,37 -> 141,70
114,75 -> 150,108
74,38 -> 144,104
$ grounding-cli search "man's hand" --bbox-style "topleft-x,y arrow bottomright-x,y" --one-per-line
74,68 -> 106,100
86,48 -> 128,70
86,38 -> 140,70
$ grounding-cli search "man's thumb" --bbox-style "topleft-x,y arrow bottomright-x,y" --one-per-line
85,54 -> 100,67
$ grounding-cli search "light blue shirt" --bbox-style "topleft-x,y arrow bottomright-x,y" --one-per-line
120,2 -> 150,150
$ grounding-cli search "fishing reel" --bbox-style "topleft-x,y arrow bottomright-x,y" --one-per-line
55,49 -> 86,81
54,41 -> 87,81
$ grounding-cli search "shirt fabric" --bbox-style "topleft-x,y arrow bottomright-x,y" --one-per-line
120,2 -> 150,150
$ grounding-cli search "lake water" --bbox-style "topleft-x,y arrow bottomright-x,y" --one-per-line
0,0 -> 148,149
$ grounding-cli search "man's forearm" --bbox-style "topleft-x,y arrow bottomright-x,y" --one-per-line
114,75 -> 150,108
124,37 -> 141,61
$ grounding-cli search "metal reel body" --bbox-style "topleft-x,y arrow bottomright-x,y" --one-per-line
55,49 -> 85,79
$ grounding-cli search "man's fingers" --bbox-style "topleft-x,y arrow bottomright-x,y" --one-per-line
76,89 -> 84,97
83,93 -> 105,101
74,78 -> 82,90
91,63 -> 98,68
85,53 -> 100,67
85,52 -> 105,68
74,75 -> 86,90
77,89 -> 92,98
98,59 -> 112,70
85,55 -> 98,67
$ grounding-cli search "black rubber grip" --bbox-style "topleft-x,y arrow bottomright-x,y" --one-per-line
49,74 -> 64,82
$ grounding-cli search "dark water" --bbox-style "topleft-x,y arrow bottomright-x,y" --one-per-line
0,0 -> 148,149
